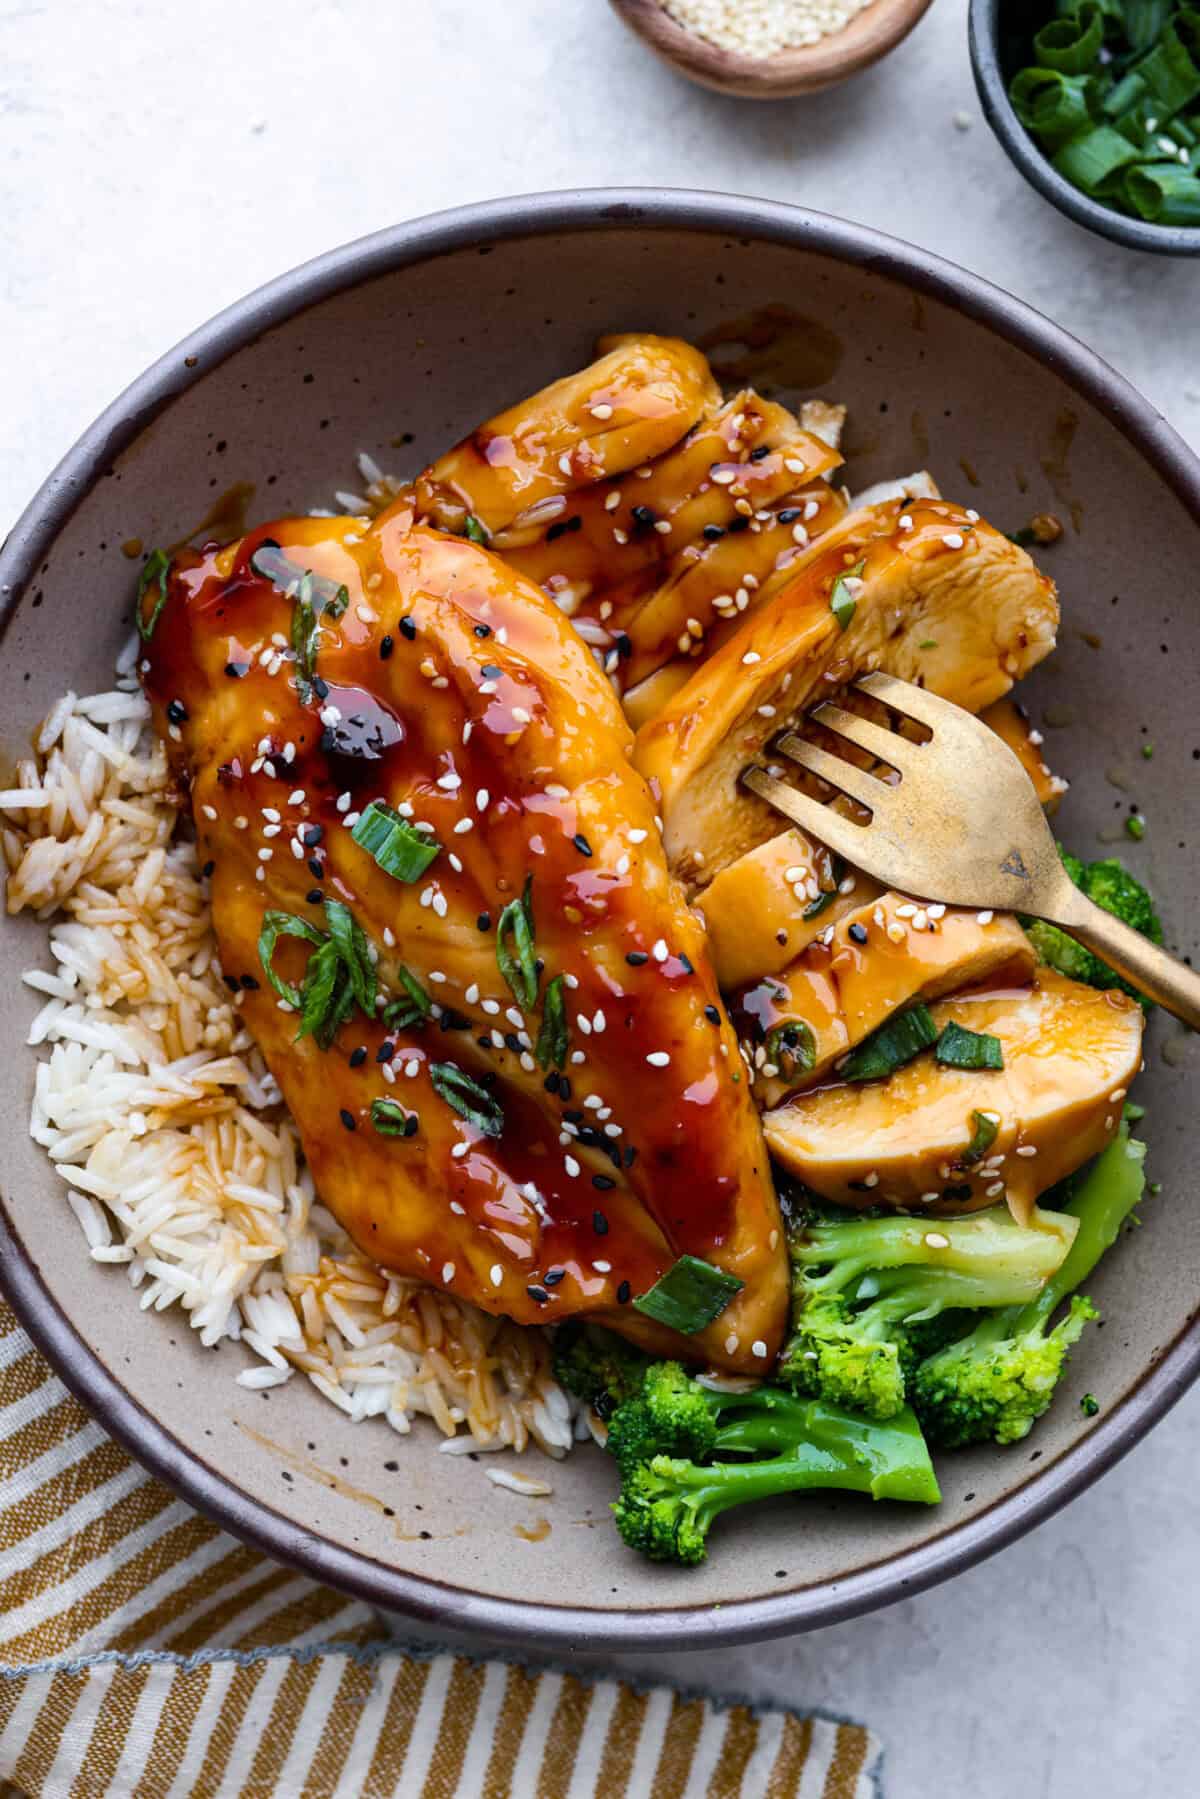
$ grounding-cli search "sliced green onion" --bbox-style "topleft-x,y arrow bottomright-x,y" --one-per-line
1032,3 -> 1105,74
257,910 -> 327,1007
323,900 -> 376,1014
370,1097 -> 419,1138
829,558 -> 865,632
764,1020 -> 816,1081
535,973 -> 569,1069
632,1254 -> 745,1335
961,1109 -> 1001,1166
935,1021 -> 1005,1071
1125,160 -> 1200,220
1053,125 -> 1141,191
840,1003 -> 938,1083
496,876 -> 538,1011
1011,68 -> 1097,145
430,1062 -> 505,1137
1138,19 -> 1200,113
290,570 -> 318,696
464,514 -> 490,545
383,966 -> 432,1032
136,549 -> 172,641
351,800 -> 441,883
297,938 -> 348,1047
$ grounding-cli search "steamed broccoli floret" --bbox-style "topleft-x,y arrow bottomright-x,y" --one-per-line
606,1358 -> 844,1472
913,1128 -> 1146,1447
612,1398 -> 941,1565
778,1205 -> 1079,1421
1025,847 -> 1162,1005
551,1321 -> 651,1419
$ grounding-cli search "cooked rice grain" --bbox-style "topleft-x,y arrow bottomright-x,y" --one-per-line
1,664 -> 574,1466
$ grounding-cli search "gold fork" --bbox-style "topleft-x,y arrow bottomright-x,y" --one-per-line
743,670 -> 1200,1029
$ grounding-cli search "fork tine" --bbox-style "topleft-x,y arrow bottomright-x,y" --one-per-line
774,734 -> 887,810
810,701 -> 913,769
854,670 -> 952,730
741,765 -> 871,865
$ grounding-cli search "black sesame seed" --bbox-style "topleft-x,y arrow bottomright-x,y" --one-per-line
349,1046 -> 367,1068
592,1174 -> 615,1191
223,973 -> 241,993
308,858 -> 324,881
474,623 -> 491,638
306,888 -> 324,905
778,508 -> 801,524
376,1041 -> 395,1062
224,661 -> 249,679
166,699 -> 188,725
615,632 -> 633,660
702,524 -> 725,541
399,616 -> 417,640
557,1077 -> 572,1101
476,912 -> 491,932
728,515 -> 750,534
624,1145 -> 637,1167
440,1010 -> 470,1032
526,1284 -> 549,1304
578,1126 -> 601,1148
240,974 -> 259,991
303,823 -> 325,846
403,1114 -> 419,1137
567,515 -> 582,533
593,1210 -> 610,1235
379,634 -> 394,660
504,1032 -> 522,1052
704,1004 -> 721,1024
202,859 -> 215,878
617,1280 -> 631,1304
543,1267 -> 565,1287
546,521 -> 568,543
678,953 -> 694,975
607,1143 -> 622,1170
849,922 -> 869,944
626,950 -> 648,966
480,664 -> 502,679
631,504 -> 657,529
564,1109 -> 584,1125
339,1109 -> 356,1131
313,677 -> 330,700
750,444 -> 771,462
573,834 -> 593,857
544,1071 -> 561,1095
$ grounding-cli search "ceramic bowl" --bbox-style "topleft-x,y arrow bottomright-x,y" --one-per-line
970,0 -> 1200,256
2,190 -> 1198,1650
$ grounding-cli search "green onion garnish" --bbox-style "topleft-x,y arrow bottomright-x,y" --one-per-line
935,1021 -> 1005,1071
632,1254 -> 745,1335
464,514 -> 490,545
370,1097 -> 418,1138
764,1020 -> 816,1081
257,910 -> 327,1008
535,973 -> 569,1069
829,558 -> 865,632
1010,5 -> 1200,229
250,541 -> 350,695
383,965 -> 432,1032
496,877 -> 538,1011
323,899 -> 377,1014
136,549 -> 172,641
840,1004 -> 938,1083
961,1109 -> 1001,1166
430,1062 -> 505,1138
802,856 -> 846,920
351,800 -> 441,883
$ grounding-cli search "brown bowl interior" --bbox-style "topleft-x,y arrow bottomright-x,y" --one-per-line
2,195 -> 1199,1648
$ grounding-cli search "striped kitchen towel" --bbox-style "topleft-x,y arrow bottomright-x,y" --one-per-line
0,1303 -> 880,1797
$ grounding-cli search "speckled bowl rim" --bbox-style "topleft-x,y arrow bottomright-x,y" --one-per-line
969,0 -> 1200,257
2,188 -> 1200,1649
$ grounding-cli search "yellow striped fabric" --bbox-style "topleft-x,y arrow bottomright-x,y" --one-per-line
0,1304 -> 880,1798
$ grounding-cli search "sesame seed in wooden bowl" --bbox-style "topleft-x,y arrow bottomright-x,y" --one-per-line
609,0 -> 935,97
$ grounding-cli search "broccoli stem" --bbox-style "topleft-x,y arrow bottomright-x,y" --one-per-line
1027,1128 -> 1146,1324
794,1205 -> 1078,1298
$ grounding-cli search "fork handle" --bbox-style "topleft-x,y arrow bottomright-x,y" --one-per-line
1050,885 -> 1200,1030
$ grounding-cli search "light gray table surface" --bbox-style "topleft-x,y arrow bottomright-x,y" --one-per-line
3,2 -> 1198,1794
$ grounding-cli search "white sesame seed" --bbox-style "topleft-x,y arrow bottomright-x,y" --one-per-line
725,1334 -> 739,1355
986,1180 -> 1006,1197
751,1340 -> 768,1359
565,1156 -> 581,1178
593,1260 -> 613,1274
652,939 -> 669,962
741,650 -> 761,666
511,707 -> 532,726
454,818 -> 473,834
405,1059 -> 420,1077
437,771 -> 461,790
442,1261 -> 456,1282
201,804 -> 218,821
976,909 -> 994,925
628,828 -> 647,845
577,1015 -> 592,1036
590,402 -> 614,421
605,490 -> 621,511
570,1050 -> 586,1065
257,847 -> 273,862
432,892 -> 448,917
336,792 -> 352,813
450,1143 -> 467,1161
646,1051 -> 671,1067
491,1264 -> 503,1286
1016,1145 -> 1038,1158
924,1232 -> 950,1249
288,789 -> 306,806
943,532 -> 965,549
428,971 -> 446,984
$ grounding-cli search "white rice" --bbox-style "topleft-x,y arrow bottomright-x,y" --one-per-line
1,656 -> 576,1468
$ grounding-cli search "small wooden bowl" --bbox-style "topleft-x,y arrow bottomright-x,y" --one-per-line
609,0 -> 934,97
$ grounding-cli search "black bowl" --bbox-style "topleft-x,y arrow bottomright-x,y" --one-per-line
969,0 -> 1200,256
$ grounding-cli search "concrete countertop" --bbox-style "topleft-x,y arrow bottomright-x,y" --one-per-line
3,3 -> 1197,1792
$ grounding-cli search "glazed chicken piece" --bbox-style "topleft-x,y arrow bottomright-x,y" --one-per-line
413,334 -> 848,707
140,508 -> 787,1373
